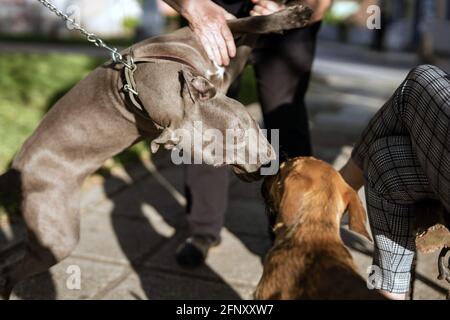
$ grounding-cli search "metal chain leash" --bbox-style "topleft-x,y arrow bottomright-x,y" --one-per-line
36,0 -> 134,69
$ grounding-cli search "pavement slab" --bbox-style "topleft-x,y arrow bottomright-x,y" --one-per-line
72,209 -> 172,266
143,228 -> 270,290
11,257 -> 126,300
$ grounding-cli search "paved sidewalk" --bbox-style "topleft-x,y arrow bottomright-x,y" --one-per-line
1,41 -> 449,300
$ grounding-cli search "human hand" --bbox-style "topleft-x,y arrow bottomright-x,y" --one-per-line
251,0 -> 333,23
183,0 -> 236,66
250,0 -> 285,17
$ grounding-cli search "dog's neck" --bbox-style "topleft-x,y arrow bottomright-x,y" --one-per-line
274,208 -> 345,247
273,214 -> 354,271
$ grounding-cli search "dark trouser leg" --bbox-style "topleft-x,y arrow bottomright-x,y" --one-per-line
254,23 -> 321,236
254,22 -> 322,161
184,165 -> 229,241
181,1 -> 251,243
183,66 -> 241,243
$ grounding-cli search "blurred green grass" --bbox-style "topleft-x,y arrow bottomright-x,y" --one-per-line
0,53 -> 258,173
0,53 -> 153,172
239,65 -> 258,106
0,53 -> 99,171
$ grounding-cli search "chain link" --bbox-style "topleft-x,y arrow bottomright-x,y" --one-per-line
36,0 -> 134,69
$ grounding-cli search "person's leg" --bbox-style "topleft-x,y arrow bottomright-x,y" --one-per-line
366,183 -> 414,300
181,78 -> 240,241
348,65 -> 450,212
254,22 -> 322,161
255,23 -> 321,239
184,165 -> 230,242
178,0 -> 248,267
365,136 -> 438,299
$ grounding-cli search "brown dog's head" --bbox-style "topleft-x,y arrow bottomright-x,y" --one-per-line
262,157 -> 371,241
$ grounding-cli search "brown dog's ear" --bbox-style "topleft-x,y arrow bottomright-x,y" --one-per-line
346,190 -> 372,242
180,70 -> 216,102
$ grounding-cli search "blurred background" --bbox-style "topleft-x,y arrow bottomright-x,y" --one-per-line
0,0 -> 450,300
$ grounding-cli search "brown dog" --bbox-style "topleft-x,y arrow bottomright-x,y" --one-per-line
256,157 -> 384,300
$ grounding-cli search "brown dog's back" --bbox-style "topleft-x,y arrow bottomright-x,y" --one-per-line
256,239 -> 382,300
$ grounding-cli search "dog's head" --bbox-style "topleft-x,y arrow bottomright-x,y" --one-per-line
134,64 -> 276,180
262,157 -> 371,241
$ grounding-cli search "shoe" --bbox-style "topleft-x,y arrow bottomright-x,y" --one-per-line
175,235 -> 220,268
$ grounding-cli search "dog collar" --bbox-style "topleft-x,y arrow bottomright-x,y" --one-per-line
121,51 -> 201,123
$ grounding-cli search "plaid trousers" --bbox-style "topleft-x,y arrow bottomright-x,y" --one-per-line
352,65 -> 450,293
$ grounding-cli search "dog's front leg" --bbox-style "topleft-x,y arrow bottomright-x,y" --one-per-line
227,4 -> 312,35
0,66 -> 146,298
219,4 -> 313,91
0,166 -> 81,300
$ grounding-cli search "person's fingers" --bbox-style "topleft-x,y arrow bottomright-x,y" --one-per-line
221,24 -> 236,59
251,5 -> 262,16
222,11 -> 236,20
250,7 -> 262,17
252,5 -> 272,16
252,0 -> 285,15
258,0 -> 277,11
259,0 -> 284,11
213,31 -> 229,66
218,5 -> 236,20
193,25 -> 234,66
205,31 -> 223,66
199,32 -> 216,65
266,0 -> 283,12
185,1 -> 240,66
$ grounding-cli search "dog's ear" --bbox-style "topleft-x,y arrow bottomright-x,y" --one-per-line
180,70 -> 216,102
346,190 -> 372,242
150,127 -> 180,153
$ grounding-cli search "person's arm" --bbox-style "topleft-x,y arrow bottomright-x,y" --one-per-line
163,0 -> 236,66
250,0 -> 333,23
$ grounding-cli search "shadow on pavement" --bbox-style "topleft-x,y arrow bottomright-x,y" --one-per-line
104,152 -> 243,300
0,169 -> 57,300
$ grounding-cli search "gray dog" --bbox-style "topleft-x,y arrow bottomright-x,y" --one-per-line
0,5 -> 312,299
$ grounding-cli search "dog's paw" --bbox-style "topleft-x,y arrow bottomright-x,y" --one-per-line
281,5 -> 314,30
